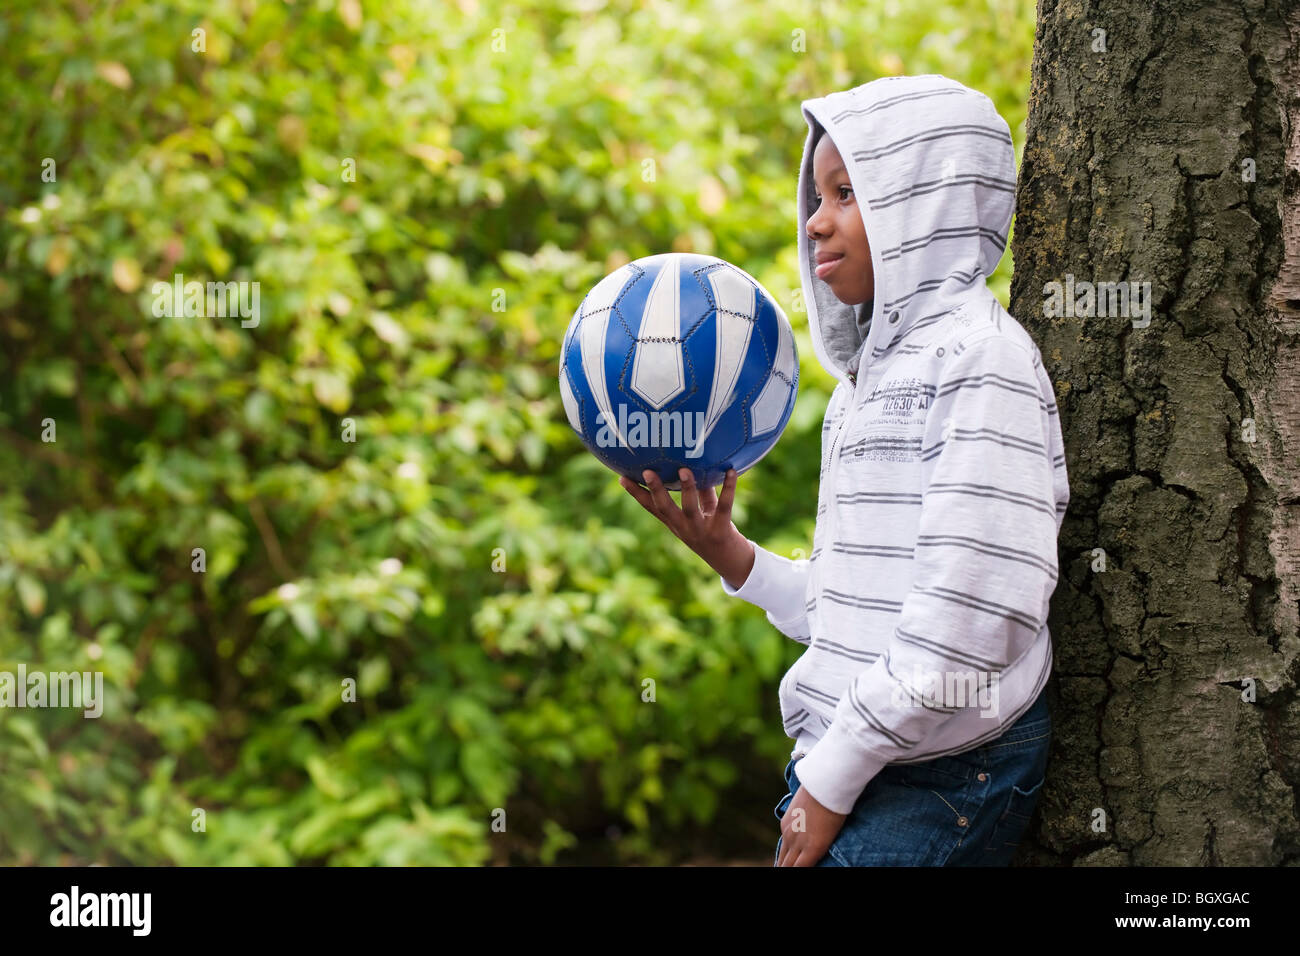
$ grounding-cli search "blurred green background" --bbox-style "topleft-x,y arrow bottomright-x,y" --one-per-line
0,0 -> 1034,865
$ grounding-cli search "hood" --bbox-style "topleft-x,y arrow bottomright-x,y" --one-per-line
797,74 -> 1017,386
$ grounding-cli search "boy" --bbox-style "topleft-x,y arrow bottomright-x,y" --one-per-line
620,74 -> 1069,866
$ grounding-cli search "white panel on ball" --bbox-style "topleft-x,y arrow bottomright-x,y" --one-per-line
578,262 -> 636,447
698,264 -> 756,450
559,367 -> 582,434
630,254 -> 686,408
750,313 -> 796,436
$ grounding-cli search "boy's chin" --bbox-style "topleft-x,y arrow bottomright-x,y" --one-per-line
831,287 -> 872,306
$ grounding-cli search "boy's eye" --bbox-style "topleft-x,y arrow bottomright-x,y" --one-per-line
812,185 -> 853,206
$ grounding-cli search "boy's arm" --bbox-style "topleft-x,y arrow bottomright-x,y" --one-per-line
719,539 -> 812,644
794,334 -> 1064,815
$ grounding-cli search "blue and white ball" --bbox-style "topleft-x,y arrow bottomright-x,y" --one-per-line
559,252 -> 798,492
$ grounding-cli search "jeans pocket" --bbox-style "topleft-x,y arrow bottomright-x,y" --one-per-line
774,759 -> 798,820
984,774 -> 1045,851
774,790 -> 794,821
898,750 -> 982,788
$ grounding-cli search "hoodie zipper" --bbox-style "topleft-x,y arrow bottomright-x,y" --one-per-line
815,363 -> 862,614
830,369 -> 857,464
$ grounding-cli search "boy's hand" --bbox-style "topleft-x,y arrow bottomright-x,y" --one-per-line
618,467 -> 754,589
776,787 -> 849,867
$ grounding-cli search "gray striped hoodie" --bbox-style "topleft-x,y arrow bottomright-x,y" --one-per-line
720,74 -> 1070,815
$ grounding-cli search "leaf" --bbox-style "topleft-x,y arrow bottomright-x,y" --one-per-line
111,257 -> 142,293
287,603 -> 320,642
311,371 -> 352,413
460,740 -> 508,803
95,61 -> 132,89
358,657 -> 390,696
339,0 -> 363,30
6,716 -> 48,760
304,754 -> 347,799
45,236 -> 72,277
203,243 -> 232,276
16,573 -> 45,617
432,774 -> 462,805
519,432 -> 546,469
697,176 -> 726,215
288,806 -> 347,857
367,311 -> 410,351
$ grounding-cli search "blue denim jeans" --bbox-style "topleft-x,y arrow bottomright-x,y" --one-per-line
774,686 -> 1051,866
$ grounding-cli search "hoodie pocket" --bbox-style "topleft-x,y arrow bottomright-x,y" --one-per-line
777,656 -> 808,734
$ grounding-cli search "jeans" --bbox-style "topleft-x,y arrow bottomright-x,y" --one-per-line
773,685 -> 1051,866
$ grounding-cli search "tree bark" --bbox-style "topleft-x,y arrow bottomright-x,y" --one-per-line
1010,0 -> 1300,864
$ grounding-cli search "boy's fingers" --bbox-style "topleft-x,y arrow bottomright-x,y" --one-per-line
642,469 -> 681,524
717,468 -> 738,519
678,468 -> 700,519
619,475 -> 653,510
698,472 -> 719,513
624,472 -> 678,530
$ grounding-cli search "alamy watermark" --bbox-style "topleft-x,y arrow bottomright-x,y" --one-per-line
50,886 -> 150,935
1042,273 -> 1151,328
595,403 -> 707,458
0,664 -> 103,718
151,272 -> 260,328
889,664 -> 1000,717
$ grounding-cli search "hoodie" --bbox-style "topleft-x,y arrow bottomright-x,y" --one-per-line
720,74 -> 1070,815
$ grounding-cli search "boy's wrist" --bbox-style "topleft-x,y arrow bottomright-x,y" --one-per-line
712,529 -> 756,591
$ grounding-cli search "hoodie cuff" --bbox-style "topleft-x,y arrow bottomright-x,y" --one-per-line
791,720 -> 888,816
718,539 -> 806,623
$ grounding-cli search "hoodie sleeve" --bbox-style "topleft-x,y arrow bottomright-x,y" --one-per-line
717,380 -> 854,645
719,541 -> 811,644
792,333 -> 1062,815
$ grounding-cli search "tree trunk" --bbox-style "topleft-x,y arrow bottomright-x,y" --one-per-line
1009,0 -> 1300,864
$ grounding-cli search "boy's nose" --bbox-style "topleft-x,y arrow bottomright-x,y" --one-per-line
807,205 -> 831,241
807,214 -> 827,241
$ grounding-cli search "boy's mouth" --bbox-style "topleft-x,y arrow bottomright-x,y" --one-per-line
815,254 -> 844,279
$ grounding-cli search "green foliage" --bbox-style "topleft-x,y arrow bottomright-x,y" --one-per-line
0,0 -> 1033,864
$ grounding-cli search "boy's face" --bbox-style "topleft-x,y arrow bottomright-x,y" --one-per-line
807,133 -> 874,306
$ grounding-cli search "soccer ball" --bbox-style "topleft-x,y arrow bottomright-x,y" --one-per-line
559,252 -> 798,492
